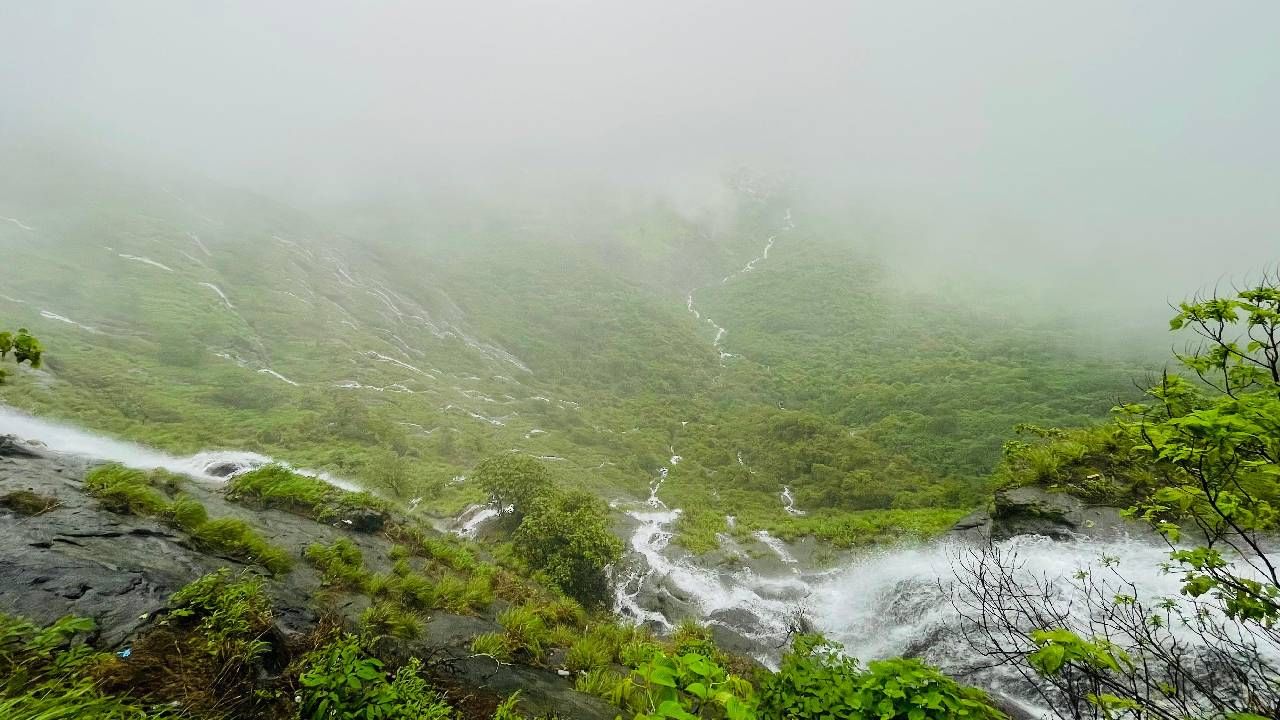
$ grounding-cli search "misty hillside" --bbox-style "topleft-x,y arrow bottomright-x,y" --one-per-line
0,155 -> 1147,548
3,3 -> 1279,719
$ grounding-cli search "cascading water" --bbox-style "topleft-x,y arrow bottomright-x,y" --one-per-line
0,405 -> 358,489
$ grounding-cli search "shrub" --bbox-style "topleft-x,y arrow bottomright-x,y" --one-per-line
512,491 -> 622,607
474,455 -> 554,519
626,648 -> 756,720
298,636 -> 452,720
759,635 -> 1007,720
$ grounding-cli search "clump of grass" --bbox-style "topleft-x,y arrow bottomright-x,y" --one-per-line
576,667 -> 637,708
0,613 -> 175,718
228,465 -> 389,529
461,574 -> 495,611
470,632 -> 511,661
305,538 -> 370,590
0,489 -> 59,516
191,518 -> 292,575
497,605 -> 548,660
564,634 -> 612,673
359,602 -> 422,640
166,569 -> 274,662
168,493 -> 208,530
96,570 -> 281,717
84,465 -> 170,515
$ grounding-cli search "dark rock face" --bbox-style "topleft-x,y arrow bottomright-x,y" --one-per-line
950,487 -> 1147,542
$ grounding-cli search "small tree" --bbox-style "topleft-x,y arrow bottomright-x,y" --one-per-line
0,327 -> 42,384
512,490 -> 622,606
957,274 -> 1280,719
474,454 -> 554,520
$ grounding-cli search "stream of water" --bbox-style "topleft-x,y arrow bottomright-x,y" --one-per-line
0,405 -> 357,489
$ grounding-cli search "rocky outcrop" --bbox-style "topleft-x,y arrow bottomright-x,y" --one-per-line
950,486 -> 1145,542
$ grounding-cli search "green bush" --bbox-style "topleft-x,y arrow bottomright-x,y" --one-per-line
759,635 -> 1007,720
298,636 -> 452,720
512,490 -> 622,607
474,455 -> 555,520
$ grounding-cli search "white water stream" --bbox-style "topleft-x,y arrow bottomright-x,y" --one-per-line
0,406 -> 357,490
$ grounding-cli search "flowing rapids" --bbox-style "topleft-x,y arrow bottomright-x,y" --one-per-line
0,405 -> 358,489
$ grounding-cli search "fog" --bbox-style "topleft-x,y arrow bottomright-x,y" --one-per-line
2,1 -> 1278,316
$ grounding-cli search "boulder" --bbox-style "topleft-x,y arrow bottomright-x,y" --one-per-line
982,487 -> 1147,541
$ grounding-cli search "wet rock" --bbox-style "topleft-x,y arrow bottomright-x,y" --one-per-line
946,509 -> 992,542
0,434 -> 48,458
333,505 -> 387,533
204,460 -> 247,478
978,487 -> 1147,542
441,655 -> 622,720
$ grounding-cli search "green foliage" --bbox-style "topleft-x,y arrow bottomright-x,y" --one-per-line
470,632 -> 511,662
474,455 -> 555,520
491,692 -> 525,720
760,635 -> 1006,720
0,328 -> 43,371
168,493 -> 208,530
627,648 -> 756,720
1026,628 -> 1131,677
564,634 -> 612,673
358,602 -> 423,641
165,569 -> 274,667
297,636 -> 453,720
513,490 -> 623,606
306,538 -> 371,590
497,605 -> 549,660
